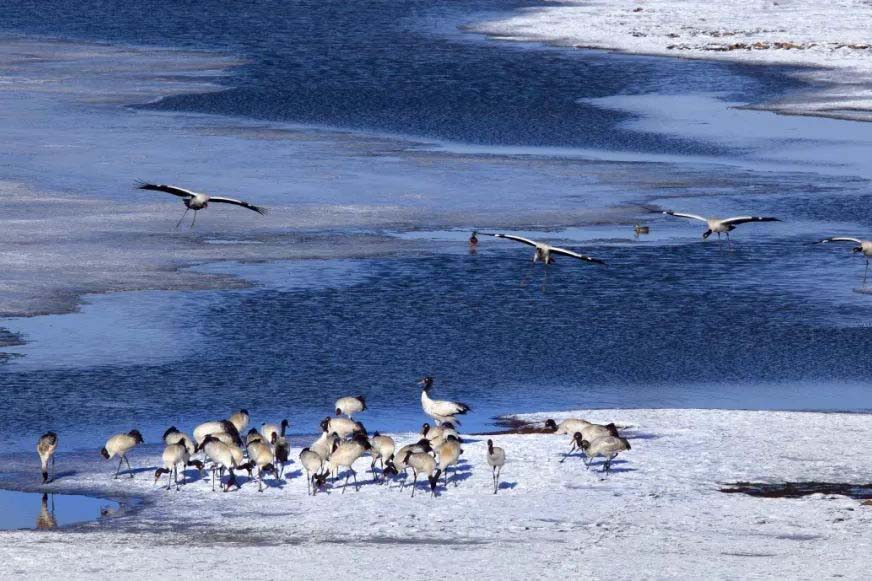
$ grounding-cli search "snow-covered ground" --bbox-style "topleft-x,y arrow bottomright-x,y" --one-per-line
474,0 -> 872,120
2,408 -> 871,579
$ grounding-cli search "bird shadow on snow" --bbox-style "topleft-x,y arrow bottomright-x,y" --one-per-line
498,481 -> 518,491
112,466 -> 154,478
283,469 -> 303,481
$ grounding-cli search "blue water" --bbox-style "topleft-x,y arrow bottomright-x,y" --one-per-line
0,0 -> 800,151
0,0 -> 871,455
0,489 -> 117,530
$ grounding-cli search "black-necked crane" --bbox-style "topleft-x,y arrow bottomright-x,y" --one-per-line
228,409 -> 250,434
335,396 -> 367,418
662,211 -> 780,245
271,431 -> 290,479
100,430 -> 144,479
154,442 -> 202,490
814,237 -> 872,285
243,440 -> 276,492
402,450 -> 441,497
320,416 -> 366,439
309,428 -> 339,462
196,434 -> 240,492
193,420 -> 242,447
544,418 -> 591,436
370,432 -> 395,480
419,377 -> 470,426
560,424 -> 619,463
481,233 -> 606,266
260,419 -> 289,444
486,439 -> 505,494
437,434 -> 463,487
480,232 -> 605,289
137,182 -> 267,228
163,426 -> 196,455
391,438 -> 433,488
299,448 -> 325,495
581,436 -> 631,475
37,432 -> 58,484
325,434 -> 371,494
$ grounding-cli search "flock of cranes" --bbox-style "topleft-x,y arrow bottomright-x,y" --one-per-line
35,377 -> 630,498
25,184 -> 865,505
139,180 -> 871,285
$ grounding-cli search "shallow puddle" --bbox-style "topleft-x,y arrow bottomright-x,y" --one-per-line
720,481 -> 872,499
0,489 -> 119,530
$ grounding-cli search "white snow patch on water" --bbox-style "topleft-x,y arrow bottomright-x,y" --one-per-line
474,0 -> 872,120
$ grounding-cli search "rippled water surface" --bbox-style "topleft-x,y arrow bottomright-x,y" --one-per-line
0,0 -> 871,454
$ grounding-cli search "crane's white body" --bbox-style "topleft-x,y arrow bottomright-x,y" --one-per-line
322,417 -> 364,439
325,438 -> 370,493
228,410 -> 250,433
581,436 -> 631,475
309,431 -> 339,461
437,437 -> 463,487
403,451 -> 441,497
335,396 -> 367,417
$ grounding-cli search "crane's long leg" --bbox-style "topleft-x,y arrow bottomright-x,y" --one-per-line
341,470 -> 351,494
114,457 -> 123,479
191,210 -> 197,228
560,441 -> 576,464
124,455 -> 134,478
176,208 -> 190,229
352,468 -> 360,492
726,231 -> 732,249
411,470 -> 418,497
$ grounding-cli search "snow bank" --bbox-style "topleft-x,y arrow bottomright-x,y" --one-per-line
1,408 -> 871,578
473,0 -> 872,121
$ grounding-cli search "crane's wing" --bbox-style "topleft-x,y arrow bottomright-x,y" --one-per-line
721,216 -> 781,226
815,236 -> 863,245
549,246 -> 607,265
137,182 -> 196,198
480,233 -> 538,247
209,197 -> 269,215
663,211 -> 707,222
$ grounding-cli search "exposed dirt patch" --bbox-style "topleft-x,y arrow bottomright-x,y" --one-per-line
721,481 -> 872,499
